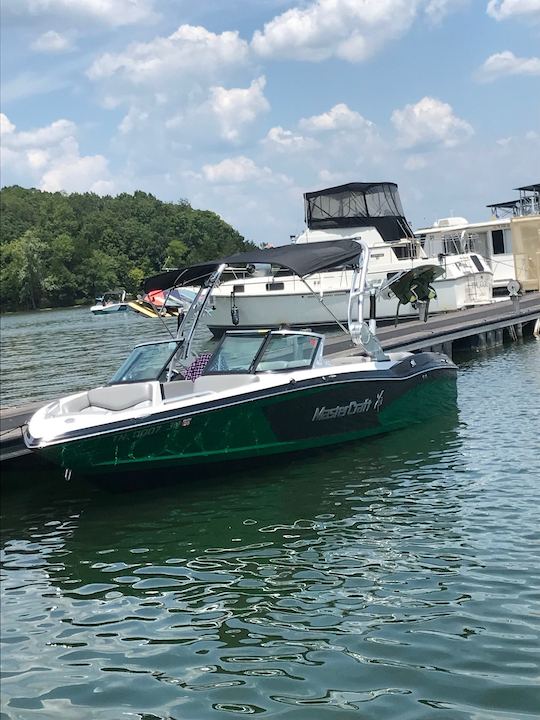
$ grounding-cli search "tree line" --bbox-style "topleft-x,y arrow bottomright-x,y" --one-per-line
0,186 -> 254,311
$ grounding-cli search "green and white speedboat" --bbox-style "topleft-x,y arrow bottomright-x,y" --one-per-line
24,239 -> 457,479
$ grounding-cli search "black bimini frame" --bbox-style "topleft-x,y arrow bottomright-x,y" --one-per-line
487,183 -> 540,219
143,238 -> 389,363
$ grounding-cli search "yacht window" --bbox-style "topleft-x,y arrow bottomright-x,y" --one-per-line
255,334 -> 321,372
392,244 -> 420,259
266,282 -> 285,291
471,255 -> 484,271
492,229 -> 505,255
110,341 -> 180,384
204,334 -> 266,374
233,284 -> 245,292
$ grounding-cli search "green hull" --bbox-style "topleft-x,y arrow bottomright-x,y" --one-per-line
39,372 -> 456,476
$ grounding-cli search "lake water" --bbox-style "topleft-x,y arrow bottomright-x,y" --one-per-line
1,308 -> 540,719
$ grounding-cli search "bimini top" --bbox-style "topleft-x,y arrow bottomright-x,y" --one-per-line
143,239 -> 363,292
304,181 -> 414,241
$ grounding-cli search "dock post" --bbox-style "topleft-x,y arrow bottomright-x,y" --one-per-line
495,329 -> 503,346
442,341 -> 453,358
516,323 -> 523,339
486,330 -> 495,348
472,332 -> 487,352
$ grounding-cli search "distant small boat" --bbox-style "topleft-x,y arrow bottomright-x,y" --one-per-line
90,289 -> 129,315
145,287 -> 198,308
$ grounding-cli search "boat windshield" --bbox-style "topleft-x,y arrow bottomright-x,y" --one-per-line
203,331 -> 322,375
204,334 -> 266,374
254,333 -> 321,371
110,340 -> 181,384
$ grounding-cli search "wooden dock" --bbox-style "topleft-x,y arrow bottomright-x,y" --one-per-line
324,291 -> 540,357
2,292 -> 539,465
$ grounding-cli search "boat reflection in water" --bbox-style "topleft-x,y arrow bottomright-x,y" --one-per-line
24,238 -> 457,482
5,405 -> 463,597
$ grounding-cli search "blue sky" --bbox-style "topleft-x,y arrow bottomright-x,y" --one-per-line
1,0 -> 539,244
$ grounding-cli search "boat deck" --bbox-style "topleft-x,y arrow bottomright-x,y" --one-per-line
2,293 -> 539,465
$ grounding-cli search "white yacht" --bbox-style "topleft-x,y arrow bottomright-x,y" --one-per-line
207,182 -> 493,337
416,183 -> 540,293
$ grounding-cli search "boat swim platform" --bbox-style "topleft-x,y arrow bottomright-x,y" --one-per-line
2,292 -> 539,465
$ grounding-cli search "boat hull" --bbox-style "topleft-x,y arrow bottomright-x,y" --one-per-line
31,359 -> 457,479
90,303 -> 129,314
207,270 -> 493,337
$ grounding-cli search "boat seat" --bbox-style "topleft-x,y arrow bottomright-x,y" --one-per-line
87,383 -> 156,411
59,382 -> 158,415
161,380 -> 195,401
193,375 -> 260,393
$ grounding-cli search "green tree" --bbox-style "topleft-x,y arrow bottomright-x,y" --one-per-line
0,186 -> 254,311
164,238 -> 188,268
79,250 -> 119,298
126,267 -> 146,296
1,229 -> 47,309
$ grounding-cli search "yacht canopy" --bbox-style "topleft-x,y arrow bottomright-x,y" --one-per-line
304,181 -> 414,241
143,239 -> 363,292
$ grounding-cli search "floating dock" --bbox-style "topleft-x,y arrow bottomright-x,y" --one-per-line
2,292 -> 539,464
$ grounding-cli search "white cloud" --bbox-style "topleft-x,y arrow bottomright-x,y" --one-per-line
88,25 -> 249,85
26,149 -> 50,169
477,51 -> 540,80
209,76 -> 270,142
4,0 -> 156,26
263,126 -> 318,152
118,107 -> 149,134
487,0 -> 540,21
299,103 -> 374,133
392,96 -> 474,148
202,156 -> 271,184
424,0 -> 469,23
0,113 -> 16,136
2,118 -> 76,148
251,0 -> 420,62
31,30 -> 73,53
259,103 -> 384,196
87,24 -> 256,160
41,154 -> 112,193
0,114 -> 113,194
404,154 -> 429,170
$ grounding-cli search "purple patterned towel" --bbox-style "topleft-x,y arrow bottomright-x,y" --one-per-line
183,353 -> 213,380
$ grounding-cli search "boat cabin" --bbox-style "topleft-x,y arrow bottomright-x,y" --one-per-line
303,181 -> 414,242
